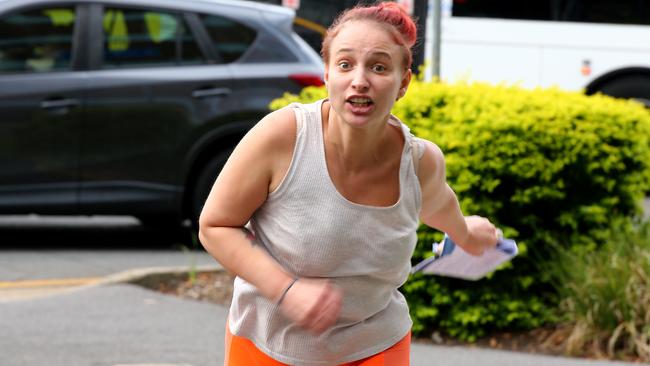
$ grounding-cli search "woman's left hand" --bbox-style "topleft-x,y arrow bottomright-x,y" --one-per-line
458,215 -> 499,256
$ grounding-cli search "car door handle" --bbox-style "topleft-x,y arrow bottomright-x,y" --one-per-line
40,98 -> 81,110
192,87 -> 231,99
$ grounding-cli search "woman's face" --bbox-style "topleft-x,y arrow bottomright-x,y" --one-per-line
324,20 -> 411,128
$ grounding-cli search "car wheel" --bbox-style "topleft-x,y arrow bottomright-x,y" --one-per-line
136,214 -> 190,241
136,214 -> 181,229
191,149 -> 233,228
597,73 -> 650,108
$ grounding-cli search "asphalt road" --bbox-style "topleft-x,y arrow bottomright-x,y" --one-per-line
0,215 -> 215,281
0,215 -> 647,366
1,282 -> 643,366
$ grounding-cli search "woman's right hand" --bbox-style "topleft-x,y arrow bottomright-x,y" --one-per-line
278,278 -> 343,335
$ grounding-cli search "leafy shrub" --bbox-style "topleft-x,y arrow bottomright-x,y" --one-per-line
270,80 -> 650,341
544,219 -> 650,362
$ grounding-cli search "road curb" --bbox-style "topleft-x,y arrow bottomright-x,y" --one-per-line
96,264 -> 224,287
0,264 -> 224,302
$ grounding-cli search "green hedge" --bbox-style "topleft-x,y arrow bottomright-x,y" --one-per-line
270,80 -> 650,341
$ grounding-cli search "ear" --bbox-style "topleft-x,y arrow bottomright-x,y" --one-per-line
396,69 -> 412,100
324,64 -> 330,85
400,69 -> 412,95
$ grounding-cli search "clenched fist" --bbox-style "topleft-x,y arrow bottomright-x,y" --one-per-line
278,278 -> 343,335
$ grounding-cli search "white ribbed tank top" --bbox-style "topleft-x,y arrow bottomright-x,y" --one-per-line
228,99 -> 423,365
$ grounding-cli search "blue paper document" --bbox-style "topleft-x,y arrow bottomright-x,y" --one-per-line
411,234 -> 518,280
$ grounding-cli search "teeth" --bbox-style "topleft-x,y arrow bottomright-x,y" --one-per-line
349,97 -> 371,104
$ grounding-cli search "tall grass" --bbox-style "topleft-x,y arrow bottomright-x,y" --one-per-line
545,220 -> 650,361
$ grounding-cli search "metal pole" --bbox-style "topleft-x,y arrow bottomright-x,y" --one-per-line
424,0 -> 441,81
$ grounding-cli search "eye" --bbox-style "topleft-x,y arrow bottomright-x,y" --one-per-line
338,61 -> 351,70
372,64 -> 386,73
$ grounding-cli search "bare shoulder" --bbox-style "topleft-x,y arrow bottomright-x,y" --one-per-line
417,138 -> 452,219
237,105 -> 298,192
199,106 -> 298,227
416,138 -> 446,188
231,105 -> 298,170
245,105 -> 297,150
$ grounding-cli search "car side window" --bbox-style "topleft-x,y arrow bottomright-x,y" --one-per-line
0,7 -> 76,74
200,14 -> 257,63
102,7 -> 204,68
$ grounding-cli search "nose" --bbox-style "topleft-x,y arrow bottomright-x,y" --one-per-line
351,68 -> 369,91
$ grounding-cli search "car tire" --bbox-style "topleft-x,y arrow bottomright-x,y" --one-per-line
136,214 -> 190,242
136,214 -> 181,229
191,148 -> 233,228
597,73 -> 650,108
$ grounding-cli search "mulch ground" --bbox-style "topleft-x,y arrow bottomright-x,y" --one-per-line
136,270 -> 638,363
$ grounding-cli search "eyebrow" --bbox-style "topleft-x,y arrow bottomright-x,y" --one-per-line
335,48 -> 393,59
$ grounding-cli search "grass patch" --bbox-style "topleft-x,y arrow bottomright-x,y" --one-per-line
545,220 -> 650,361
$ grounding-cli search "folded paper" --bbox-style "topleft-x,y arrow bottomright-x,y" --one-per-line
411,234 -> 518,280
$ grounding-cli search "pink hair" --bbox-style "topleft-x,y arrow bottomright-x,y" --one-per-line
321,2 -> 418,70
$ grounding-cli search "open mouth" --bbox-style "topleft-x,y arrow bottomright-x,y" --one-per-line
347,97 -> 373,107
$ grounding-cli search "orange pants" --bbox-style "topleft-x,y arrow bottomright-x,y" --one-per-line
225,323 -> 410,366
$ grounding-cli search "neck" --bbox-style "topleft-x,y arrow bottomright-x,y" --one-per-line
323,103 -> 393,172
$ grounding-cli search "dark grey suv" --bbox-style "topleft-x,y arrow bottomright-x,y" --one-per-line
0,0 -> 323,227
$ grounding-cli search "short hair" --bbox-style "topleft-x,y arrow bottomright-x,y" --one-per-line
321,2 -> 418,70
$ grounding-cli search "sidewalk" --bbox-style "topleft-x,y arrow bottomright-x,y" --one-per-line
0,266 -> 645,366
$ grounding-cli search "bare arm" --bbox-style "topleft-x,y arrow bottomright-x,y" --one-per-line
198,107 -> 341,333
416,139 -> 497,255
198,107 -> 296,301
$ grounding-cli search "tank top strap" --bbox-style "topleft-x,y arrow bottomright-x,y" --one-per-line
388,114 -> 425,176
287,102 -> 306,135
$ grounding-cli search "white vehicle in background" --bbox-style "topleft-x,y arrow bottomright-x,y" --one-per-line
437,0 -> 650,106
